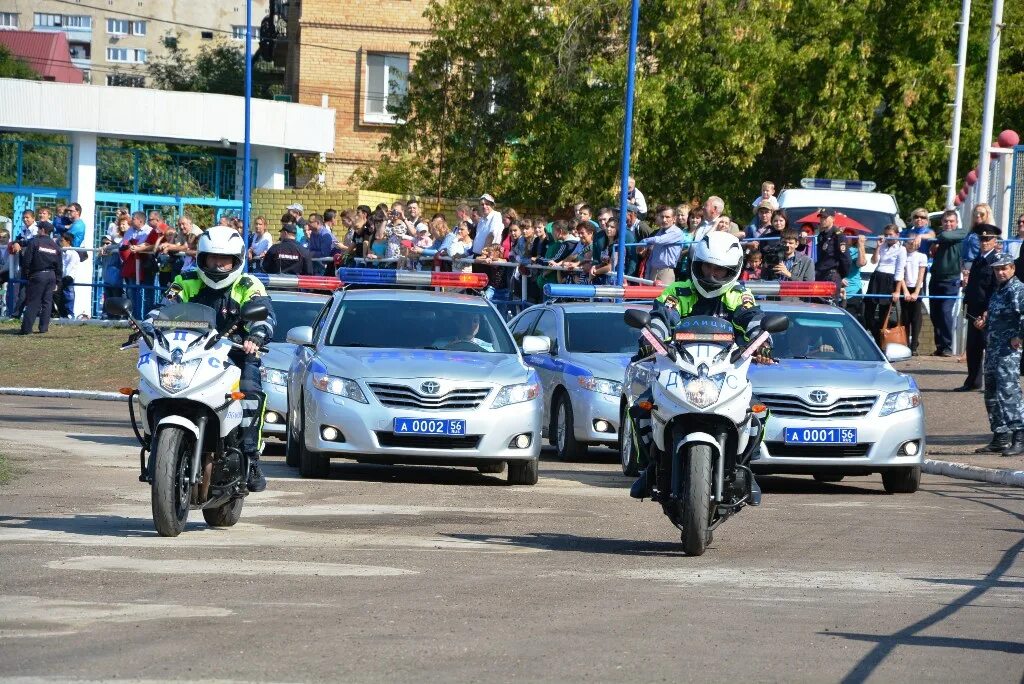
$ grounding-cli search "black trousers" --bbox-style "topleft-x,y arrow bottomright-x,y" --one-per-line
964,321 -> 985,389
901,295 -> 924,353
20,271 -> 56,334
864,271 -> 896,345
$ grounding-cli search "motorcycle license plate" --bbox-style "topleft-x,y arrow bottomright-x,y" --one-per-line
393,417 -> 467,436
784,427 -> 857,444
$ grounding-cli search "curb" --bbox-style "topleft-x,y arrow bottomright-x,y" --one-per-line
0,387 -> 127,402
923,458 -> 1024,487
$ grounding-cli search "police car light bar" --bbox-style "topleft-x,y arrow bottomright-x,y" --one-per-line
544,280 -> 836,300
800,178 -> 877,192
253,273 -> 344,291
335,268 -> 489,289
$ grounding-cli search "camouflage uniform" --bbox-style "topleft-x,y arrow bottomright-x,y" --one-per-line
983,276 -> 1024,435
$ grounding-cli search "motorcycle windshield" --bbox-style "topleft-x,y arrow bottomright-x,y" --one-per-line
152,303 -> 217,331
673,316 -> 736,344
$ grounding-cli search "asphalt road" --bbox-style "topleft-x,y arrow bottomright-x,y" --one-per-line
0,395 -> 1022,682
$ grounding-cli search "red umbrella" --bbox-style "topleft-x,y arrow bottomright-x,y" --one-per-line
792,211 -> 871,234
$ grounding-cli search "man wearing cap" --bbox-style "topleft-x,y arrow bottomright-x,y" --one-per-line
626,204 -> 652,240
18,221 -> 62,335
286,203 -> 307,243
745,201 -> 778,242
958,225 -> 1002,392
471,194 -> 503,256
972,251 -> 1024,456
263,222 -> 314,275
813,209 -> 850,290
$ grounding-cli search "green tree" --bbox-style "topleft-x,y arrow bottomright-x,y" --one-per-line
0,44 -> 40,80
147,38 -> 281,99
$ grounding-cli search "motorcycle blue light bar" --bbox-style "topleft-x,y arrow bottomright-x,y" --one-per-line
253,273 -> 343,291
799,178 -> 877,192
545,280 -> 837,300
335,268 -> 489,289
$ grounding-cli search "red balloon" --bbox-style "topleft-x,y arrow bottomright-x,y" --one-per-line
959,189 -> 968,200
997,129 -> 1020,147
966,169 -> 978,185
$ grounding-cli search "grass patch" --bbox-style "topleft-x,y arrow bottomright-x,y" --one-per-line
0,321 -> 136,391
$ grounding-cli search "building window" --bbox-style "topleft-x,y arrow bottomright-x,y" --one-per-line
68,42 -> 91,60
107,19 -> 145,35
34,13 -> 61,27
201,31 -> 214,39
107,47 -> 147,64
107,73 -> 145,87
364,53 -> 408,125
132,21 -> 146,36
0,12 -> 18,29
231,25 -> 259,40
34,14 -> 91,29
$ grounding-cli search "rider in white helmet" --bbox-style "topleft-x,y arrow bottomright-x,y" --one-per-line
152,224 -> 277,492
628,231 -> 772,499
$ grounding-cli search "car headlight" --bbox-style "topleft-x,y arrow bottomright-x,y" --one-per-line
311,371 -> 368,403
578,376 -> 622,396
879,389 -> 920,416
158,358 -> 202,393
679,366 -> 727,409
260,367 -> 288,386
492,382 -> 541,408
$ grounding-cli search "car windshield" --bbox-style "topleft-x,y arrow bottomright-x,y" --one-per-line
770,312 -> 882,362
565,311 -> 640,353
783,206 -> 897,236
325,299 -> 516,354
271,300 -> 325,343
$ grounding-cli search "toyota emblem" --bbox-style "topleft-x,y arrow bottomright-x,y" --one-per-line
421,381 -> 440,395
808,390 -> 829,404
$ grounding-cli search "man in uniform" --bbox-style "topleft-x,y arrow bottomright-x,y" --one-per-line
18,221 -> 62,335
973,252 -> 1024,456
957,225 -> 1001,392
262,223 -> 314,275
151,225 -> 277,490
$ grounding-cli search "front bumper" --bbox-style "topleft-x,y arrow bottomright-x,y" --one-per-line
567,386 -> 620,445
303,389 -> 543,462
261,379 -> 288,437
751,406 -> 925,474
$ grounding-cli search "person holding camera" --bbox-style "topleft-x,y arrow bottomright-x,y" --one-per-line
763,228 -> 813,283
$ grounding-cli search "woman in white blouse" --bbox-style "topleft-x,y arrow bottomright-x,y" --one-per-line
865,224 -> 907,346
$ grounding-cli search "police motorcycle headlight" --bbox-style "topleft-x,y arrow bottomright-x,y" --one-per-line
578,376 -> 622,397
260,367 -> 289,386
158,350 -> 202,393
492,382 -> 541,408
311,370 -> 368,404
679,364 -> 727,409
879,389 -> 921,417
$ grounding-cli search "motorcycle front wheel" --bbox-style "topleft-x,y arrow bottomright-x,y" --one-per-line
681,443 -> 713,556
151,425 -> 193,537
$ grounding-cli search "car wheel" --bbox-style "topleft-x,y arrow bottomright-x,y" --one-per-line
554,393 -> 587,462
477,461 -> 505,474
619,402 -> 640,477
507,459 -> 538,485
296,400 -> 330,479
285,400 -> 300,468
882,466 -> 920,494
813,473 -> 844,483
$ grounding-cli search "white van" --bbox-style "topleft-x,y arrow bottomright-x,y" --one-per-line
777,179 -> 904,235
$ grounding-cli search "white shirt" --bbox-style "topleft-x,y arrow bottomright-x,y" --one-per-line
875,242 -> 906,280
630,187 -> 647,215
62,247 -> 81,277
18,222 -> 38,241
472,210 -> 503,255
903,251 -> 928,288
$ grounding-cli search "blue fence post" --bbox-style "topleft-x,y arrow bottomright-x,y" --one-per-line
614,0 -> 641,287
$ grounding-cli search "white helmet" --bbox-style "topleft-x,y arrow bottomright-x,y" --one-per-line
690,231 -> 743,298
196,225 -> 246,290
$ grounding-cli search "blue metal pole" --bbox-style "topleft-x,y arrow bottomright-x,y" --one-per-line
242,0 -> 253,271
615,0 -> 641,287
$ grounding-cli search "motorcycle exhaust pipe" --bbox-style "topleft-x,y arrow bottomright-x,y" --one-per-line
189,415 -> 208,485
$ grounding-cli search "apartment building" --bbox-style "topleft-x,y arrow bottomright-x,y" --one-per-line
0,1 -> 269,87
285,0 -> 433,187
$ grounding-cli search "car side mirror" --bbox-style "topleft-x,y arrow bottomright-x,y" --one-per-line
104,296 -> 131,317
241,301 -> 269,322
521,335 -> 551,355
761,314 -> 790,334
286,325 -> 314,346
624,309 -> 651,329
885,342 -> 912,362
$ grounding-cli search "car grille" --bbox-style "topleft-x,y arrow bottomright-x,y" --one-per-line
375,432 -> 482,450
764,442 -> 872,459
367,382 -> 491,410
756,393 -> 877,418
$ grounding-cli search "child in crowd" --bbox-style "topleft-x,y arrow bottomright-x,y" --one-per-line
741,249 -> 763,281
57,232 -> 79,318
901,236 -> 928,355
751,180 -> 777,209
476,245 -> 511,313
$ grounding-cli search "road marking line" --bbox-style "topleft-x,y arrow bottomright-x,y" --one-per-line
47,556 -> 418,577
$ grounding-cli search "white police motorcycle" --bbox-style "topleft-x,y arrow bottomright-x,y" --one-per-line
107,297 -> 270,537
622,310 -> 788,555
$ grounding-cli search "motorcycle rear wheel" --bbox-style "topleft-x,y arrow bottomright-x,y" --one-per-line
202,497 -> 244,527
152,425 -> 192,537
680,443 -> 713,556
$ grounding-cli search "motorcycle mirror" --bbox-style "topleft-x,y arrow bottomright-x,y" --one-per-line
240,301 -> 269,322
761,314 -> 790,334
624,309 -> 651,329
104,296 -> 132,317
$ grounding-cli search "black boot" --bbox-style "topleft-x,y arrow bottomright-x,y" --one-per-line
630,464 -> 654,499
975,433 -> 1012,453
246,454 -> 267,492
1001,431 -> 1024,457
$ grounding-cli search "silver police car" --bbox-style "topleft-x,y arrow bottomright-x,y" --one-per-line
260,291 -> 330,445
509,302 -> 645,461
284,289 -> 547,484
748,302 -> 925,493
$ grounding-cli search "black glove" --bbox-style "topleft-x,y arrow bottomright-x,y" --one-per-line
245,333 -> 267,352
